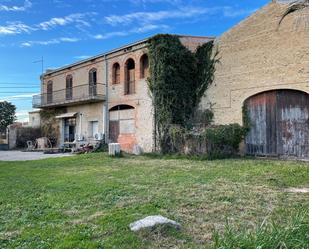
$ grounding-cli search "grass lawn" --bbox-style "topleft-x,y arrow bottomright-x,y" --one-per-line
0,154 -> 308,248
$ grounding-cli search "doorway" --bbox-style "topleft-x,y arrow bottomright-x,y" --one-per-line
245,89 -> 309,158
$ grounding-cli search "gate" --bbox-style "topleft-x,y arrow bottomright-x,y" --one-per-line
245,89 -> 309,158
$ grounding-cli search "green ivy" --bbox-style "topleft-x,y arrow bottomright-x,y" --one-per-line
148,34 -> 218,153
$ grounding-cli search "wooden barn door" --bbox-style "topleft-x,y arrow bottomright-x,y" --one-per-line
109,121 -> 119,143
245,90 -> 309,158
276,90 -> 309,158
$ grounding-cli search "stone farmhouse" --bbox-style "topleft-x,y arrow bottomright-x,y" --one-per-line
33,1 -> 309,158
33,36 -> 212,153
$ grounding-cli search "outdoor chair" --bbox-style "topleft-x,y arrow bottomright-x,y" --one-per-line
26,141 -> 35,151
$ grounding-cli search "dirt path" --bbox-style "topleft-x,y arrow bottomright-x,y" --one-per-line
0,151 -> 73,161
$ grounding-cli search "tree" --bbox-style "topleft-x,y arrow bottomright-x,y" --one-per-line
278,0 -> 309,26
0,101 -> 16,132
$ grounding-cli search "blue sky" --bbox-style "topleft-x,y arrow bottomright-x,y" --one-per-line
0,0 -> 269,122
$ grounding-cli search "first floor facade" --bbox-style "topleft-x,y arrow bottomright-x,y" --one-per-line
49,98 -> 154,153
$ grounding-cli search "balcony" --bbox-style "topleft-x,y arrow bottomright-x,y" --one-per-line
33,83 -> 105,108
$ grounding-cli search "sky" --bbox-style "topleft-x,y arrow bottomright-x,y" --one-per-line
0,0 -> 270,122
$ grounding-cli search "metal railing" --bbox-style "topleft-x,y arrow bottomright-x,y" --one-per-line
33,83 -> 105,108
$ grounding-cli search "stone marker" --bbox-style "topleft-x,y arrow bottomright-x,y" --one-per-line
108,143 -> 121,156
129,215 -> 181,232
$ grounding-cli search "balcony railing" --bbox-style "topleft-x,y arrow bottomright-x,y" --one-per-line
33,83 -> 105,108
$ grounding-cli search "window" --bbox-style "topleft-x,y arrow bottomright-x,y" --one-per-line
125,58 -> 135,95
90,121 -> 99,138
89,68 -> 97,96
66,75 -> 73,100
47,80 -> 53,104
112,63 -> 120,84
140,54 -> 149,79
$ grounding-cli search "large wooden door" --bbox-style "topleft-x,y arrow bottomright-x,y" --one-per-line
109,121 -> 119,143
245,90 -> 309,158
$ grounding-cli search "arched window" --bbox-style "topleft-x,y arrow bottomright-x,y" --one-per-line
140,54 -> 149,79
66,75 -> 73,100
125,58 -> 135,95
47,80 -> 53,104
112,63 -> 120,84
89,68 -> 97,96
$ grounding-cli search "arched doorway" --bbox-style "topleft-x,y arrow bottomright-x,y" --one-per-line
109,105 -> 136,151
244,89 -> 309,158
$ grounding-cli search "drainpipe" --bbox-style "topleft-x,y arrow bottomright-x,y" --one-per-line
104,55 -> 109,144
79,113 -> 82,141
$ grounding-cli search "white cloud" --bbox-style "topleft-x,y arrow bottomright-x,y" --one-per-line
0,22 -> 32,35
129,0 -> 182,5
0,12 -> 96,36
74,55 -> 91,60
104,6 -> 255,26
93,24 -> 169,40
0,0 -> 32,12
21,37 -> 80,47
37,12 -> 94,30
104,7 -> 209,26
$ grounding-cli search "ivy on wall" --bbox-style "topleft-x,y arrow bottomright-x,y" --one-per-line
148,34 -> 218,153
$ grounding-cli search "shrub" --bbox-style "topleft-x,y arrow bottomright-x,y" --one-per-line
165,124 -> 248,158
40,108 -> 65,147
204,124 -> 247,158
16,127 -> 42,148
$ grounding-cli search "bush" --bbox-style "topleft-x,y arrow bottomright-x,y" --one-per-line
166,123 -> 248,158
204,124 -> 247,158
16,127 -> 42,148
40,108 -> 65,147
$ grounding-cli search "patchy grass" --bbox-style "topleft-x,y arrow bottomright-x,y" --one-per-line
0,154 -> 308,248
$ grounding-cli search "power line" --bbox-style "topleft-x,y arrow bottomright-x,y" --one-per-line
0,92 -> 37,94
0,82 -> 39,84
0,87 -> 39,88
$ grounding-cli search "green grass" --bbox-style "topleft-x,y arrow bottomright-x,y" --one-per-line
0,154 -> 308,248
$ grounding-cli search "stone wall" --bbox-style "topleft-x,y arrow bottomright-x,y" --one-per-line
202,2 -> 309,125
